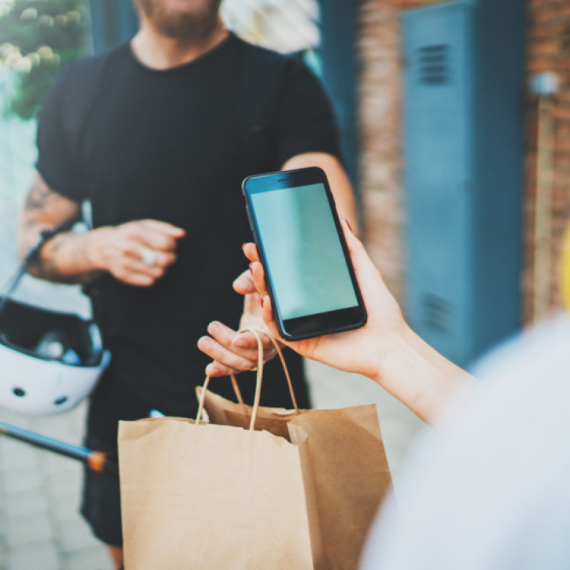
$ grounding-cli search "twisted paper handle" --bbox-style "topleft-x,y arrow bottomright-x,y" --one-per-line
196,328 -> 299,431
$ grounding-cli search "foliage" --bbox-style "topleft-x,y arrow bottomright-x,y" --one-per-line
0,0 -> 87,120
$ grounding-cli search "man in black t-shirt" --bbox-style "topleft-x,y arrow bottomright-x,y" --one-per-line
17,0 -> 357,566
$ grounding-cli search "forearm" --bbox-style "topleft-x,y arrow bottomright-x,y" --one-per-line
17,172 -> 98,283
282,152 -> 359,235
21,222 -> 102,284
375,326 -> 478,425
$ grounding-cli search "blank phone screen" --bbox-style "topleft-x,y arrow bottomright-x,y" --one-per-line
250,183 -> 359,320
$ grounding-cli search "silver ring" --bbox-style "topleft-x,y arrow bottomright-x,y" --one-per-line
142,248 -> 158,266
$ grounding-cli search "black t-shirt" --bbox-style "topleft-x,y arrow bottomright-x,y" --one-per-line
36,34 -> 341,422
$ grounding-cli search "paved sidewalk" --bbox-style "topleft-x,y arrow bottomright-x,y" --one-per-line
0,360 -> 423,570
0,404 -> 114,570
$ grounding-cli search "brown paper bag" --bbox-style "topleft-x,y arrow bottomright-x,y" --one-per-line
119,330 -> 393,570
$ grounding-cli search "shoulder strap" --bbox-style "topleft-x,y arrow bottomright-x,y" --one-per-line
238,43 -> 289,173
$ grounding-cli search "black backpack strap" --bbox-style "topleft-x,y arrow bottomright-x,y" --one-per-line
238,43 -> 289,173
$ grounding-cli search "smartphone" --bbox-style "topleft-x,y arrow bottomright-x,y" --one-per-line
242,167 -> 367,341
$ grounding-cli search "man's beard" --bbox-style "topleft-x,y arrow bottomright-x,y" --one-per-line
135,0 -> 222,41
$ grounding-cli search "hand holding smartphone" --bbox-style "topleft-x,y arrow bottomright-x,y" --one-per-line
242,167 -> 367,341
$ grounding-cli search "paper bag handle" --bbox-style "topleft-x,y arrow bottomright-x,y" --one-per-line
196,328 -> 299,431
232,328 -> 299,415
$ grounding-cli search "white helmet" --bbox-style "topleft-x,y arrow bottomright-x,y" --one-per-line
0,297 -> 110,415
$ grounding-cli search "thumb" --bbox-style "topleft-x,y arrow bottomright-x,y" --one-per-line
233,270 -> 256,295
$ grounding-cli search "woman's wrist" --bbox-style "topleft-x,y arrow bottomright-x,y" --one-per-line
372,323 -> 473,425
372,323 -> 418,389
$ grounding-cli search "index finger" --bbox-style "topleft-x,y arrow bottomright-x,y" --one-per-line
232,329 -> 272,350
243,243 -> 260,263
139,219 -> 186,238
250,260 -> 269,299
133,229 -> 179,252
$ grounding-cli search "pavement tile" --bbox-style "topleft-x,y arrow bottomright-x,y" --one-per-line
0,542 -> 8,570
44,454 -> 79,477
0,506 -> 7,528
0,439 -> 30,462
0,446 -> 37,473
47,470 -> 82,500
0,414 -> 33,431
59,519 -> 101,553
49,493 -> 81,525
63,546 -> 113,570
5,513 -> 53,547
4,490 -> 49,519
2,468 -> 43,495
7,541 -> 60,570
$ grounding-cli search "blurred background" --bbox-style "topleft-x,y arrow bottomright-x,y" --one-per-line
0,0 -> 568,568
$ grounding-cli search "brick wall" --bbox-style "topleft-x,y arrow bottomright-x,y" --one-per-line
358,1 -> 403,301
358,0 -> 570,321
525,0 -> 570,321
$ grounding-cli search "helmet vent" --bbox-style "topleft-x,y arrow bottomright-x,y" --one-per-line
54,396 -> 69,406
13,388 -> 26,397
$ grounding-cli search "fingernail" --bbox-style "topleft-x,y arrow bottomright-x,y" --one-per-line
234,338 -> 247,348
344,219 -> 353,233
208,322 -> 218,333
242,243 -> 247,252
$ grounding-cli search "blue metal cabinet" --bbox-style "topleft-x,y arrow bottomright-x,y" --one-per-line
402,0 -> 524,367
320,1 -> 360,195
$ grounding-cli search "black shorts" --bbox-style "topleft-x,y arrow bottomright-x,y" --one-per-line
80,377 -> 150,547
80,354 -> 310,547
81,436 -> 123,546
80,370 -> 168,546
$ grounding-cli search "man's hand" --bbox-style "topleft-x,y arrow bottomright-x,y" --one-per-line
197,266 -> 278,377
18,172 -> 185,286
87,220 -> 185,287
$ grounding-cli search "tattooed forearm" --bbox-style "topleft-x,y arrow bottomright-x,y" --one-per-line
24,176 -> 62,211
27,232 -> 102,285
18,172 -> 100,284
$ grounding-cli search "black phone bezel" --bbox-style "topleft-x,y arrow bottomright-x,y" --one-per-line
242,166 -> 367,341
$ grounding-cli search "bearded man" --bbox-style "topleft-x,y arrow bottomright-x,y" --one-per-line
17,0 -> 357,566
